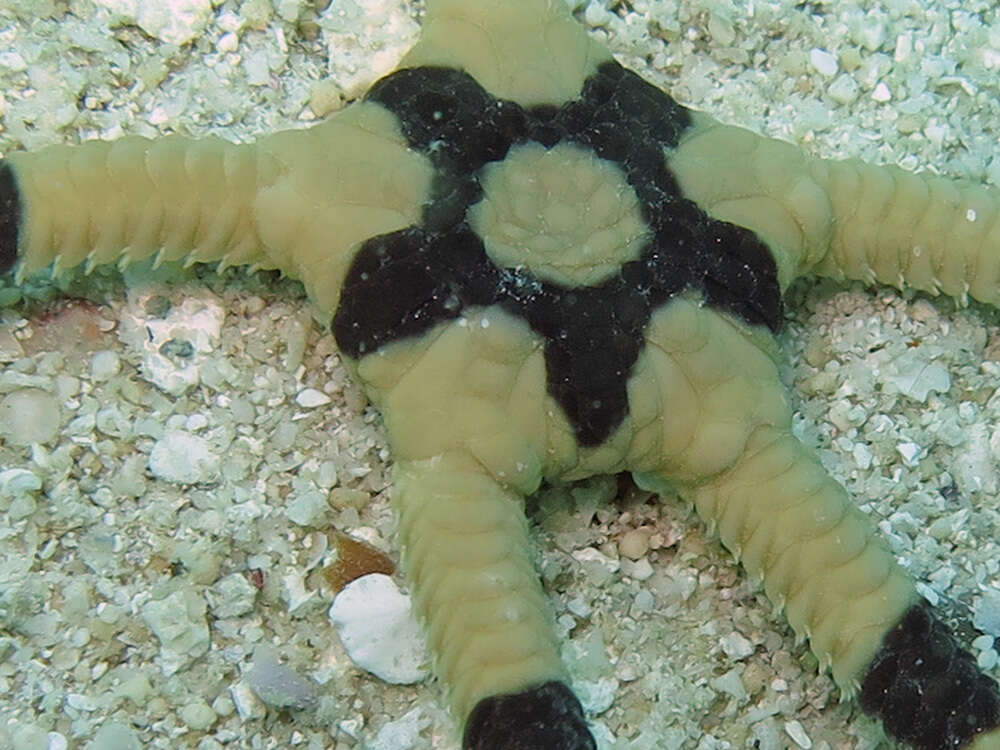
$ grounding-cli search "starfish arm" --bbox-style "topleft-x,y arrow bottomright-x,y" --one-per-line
667,110 -> 1000,306
667,112 -> 837,291
809,157 -> 1000,305
394,453 -> 592,748
681,425 -> 1000,749
401,0 -> 612,107
349,304 -> 596,742
252,104 -> 434,316
679,424 -> 916,691
973,732 -> 1000,750
629,299 -> 1000,749
0,102 -> 433,319
0,135 -> 271,279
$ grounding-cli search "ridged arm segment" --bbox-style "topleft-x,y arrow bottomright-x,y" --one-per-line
810,157 -> 1000,304
4,134 -> 269,277
349,304 -> 593,746
0,102 -> 433,318
629,299 -> 915,690
630,299 -> 1000,748
394,452 -> 566,724
668,111 -> 1000,305
682,424 -> 917,689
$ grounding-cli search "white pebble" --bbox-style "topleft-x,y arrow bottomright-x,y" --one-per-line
896,441 -> 923,466
328,574 -> 429,684
784,719 -> 812,748
809,48 -> 838,77
148,431 -> 220,484
720,631 -> 754,660
872,81 -> 892,101
295,387 -> 331,408
90,350 -> 121,380
0,388 -> 61,445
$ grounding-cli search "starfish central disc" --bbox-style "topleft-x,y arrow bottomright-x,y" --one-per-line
469,142 -> 648,287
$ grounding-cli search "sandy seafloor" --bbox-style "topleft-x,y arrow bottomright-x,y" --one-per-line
2,1 -> 1000,748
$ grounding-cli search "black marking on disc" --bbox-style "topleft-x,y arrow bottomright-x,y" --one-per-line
860,602 -> 1000,749
463,680 -> 596,750
0,161 -> 22,275
334,61 -> 782,446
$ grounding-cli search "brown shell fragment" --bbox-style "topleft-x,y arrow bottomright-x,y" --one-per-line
323,530 -> 395,593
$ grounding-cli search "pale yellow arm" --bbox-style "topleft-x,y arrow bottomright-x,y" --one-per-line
8,134 -> 268,277
402,0 -> 611,107
679,424 -> 917,691
811,157 -> 1000,304
628,299 -> 915,692
394,451 -> 565,724
668,111 -> 1000,305
4,102 -> 434,317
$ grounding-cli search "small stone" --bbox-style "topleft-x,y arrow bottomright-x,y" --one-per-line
141,589 -> 210,676
280,570 -> 316,613
828,73 -> 859,104
571,547 -> 620,586
284,485 -> 329,527
248,646 -> 319,710
973,589 -> 1000,636
328,574 -> 429,684
720,631 -> 754,660
328,487 -> 369,509
809,48 -> 838,76
978,649 -> 999,671
784,719 -> 812,748
84,722 -> 141,750
0,468 -> 42,498
0,388 -> 61,445
620,557 -> 654,581
90,350 -> 121,380
179,699 -> 216,731
896,441 -> 923,466
888,353 -> 950,402
295,387 -> 331,407
367,708 -> 430,750
230,679 -> 266,720
206,573 -> 258,618
619,528 -> 650,560
711,668 -> 748,700
148,431 -> 220,484
136,0 -> 212,45
872,81 -> 892,101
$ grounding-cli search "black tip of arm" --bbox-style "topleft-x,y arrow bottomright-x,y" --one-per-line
0,161 -> 23,276
860,601 -> 1000,750
463,681 -> 596,750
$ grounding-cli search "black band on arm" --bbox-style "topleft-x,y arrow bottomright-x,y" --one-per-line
463,681 -> 596,750
860,602 -> 1000,749
0,161 -> 22,275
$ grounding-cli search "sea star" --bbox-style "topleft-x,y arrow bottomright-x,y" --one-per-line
1,1 -> 1000,750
